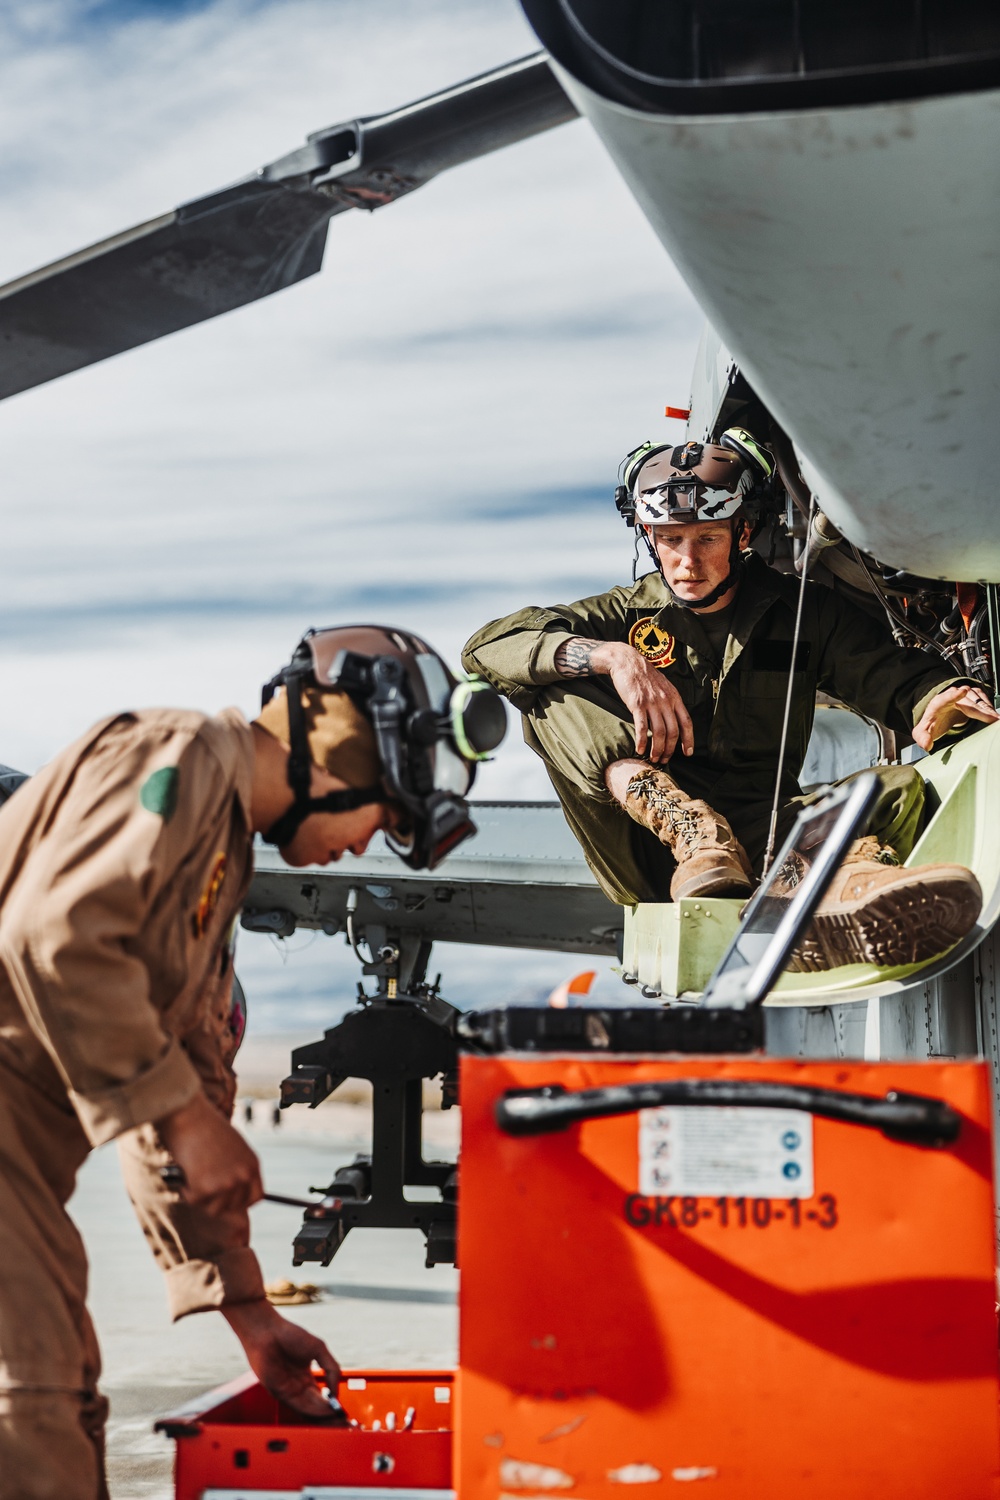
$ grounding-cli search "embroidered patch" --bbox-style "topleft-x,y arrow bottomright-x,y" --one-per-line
628,616 -> 677,668
192,852 -> 227,939
140,766 -> 179,822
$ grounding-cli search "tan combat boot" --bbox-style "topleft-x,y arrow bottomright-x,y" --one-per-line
779,836 -> 982,972
624,769 -> 754,901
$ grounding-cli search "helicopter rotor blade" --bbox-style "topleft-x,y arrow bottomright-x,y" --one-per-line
0,52 -> 575,402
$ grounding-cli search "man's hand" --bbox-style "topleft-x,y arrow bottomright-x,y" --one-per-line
223,1299 -> 341,1418
555,637 -> 694,763
912,683 -> 1000,752
157,1091 -> 263,1216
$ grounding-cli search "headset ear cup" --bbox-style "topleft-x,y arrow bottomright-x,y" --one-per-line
451,679 -> 507,759
615,485 -> 635,526
720,426 -> 774,482
621,441 -> 674,495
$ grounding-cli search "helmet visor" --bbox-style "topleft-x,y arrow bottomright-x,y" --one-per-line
414,654 -> 474,798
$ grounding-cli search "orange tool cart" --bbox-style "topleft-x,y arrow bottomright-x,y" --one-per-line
458,1042 -> 1000,1499
160,1003 -> 1000,1498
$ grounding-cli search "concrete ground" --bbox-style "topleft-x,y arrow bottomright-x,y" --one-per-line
72,1099 -> 460,1500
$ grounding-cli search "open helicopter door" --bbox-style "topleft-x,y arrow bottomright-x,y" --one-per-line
458,777 -> 1000,1498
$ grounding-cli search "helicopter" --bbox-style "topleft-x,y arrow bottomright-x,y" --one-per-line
5,5 -> 1000,1493
3,2 -> 997,1110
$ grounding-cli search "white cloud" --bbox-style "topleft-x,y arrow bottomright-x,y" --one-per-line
0,0 -> 702,978
0,0 -> 710,1026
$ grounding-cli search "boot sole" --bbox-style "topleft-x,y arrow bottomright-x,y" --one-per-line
672,866 -> 754,901
788,875 -> 981,973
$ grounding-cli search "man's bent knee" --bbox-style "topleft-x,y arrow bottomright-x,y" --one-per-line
0,1387 -> 109,1500
525,684 -> 636,794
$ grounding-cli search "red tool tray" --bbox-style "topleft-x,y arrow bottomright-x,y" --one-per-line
156,1368 -> 454,1498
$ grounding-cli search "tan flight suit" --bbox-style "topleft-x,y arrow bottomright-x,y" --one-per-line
464,554 -> 971,905
0,707 -> 265,1500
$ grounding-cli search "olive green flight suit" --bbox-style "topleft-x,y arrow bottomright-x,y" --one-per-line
463,554 -> 967,906
0,708 -> 263,1500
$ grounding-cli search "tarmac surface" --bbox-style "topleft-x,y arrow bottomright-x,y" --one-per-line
72,1099 -> 460,1500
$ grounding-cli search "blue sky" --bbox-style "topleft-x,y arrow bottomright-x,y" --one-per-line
0,0 -> 704,1013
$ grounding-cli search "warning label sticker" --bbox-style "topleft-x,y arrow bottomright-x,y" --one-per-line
638,1106 -> 814,1199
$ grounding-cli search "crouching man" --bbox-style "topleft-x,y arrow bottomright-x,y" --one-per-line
463,431 -> 997,970
0,625 -> 500,1500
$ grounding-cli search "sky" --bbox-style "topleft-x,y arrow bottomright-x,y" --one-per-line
0,0 -> 705,1025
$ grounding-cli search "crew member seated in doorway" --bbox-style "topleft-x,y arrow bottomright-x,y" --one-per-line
463,429 -> 997,970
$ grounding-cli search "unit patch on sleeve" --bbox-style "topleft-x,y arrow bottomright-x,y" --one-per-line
192,852 -> 228,939
140,766 -> 179,823
628,617 -> 677,668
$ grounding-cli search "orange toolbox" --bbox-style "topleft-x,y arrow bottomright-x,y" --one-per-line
458,1053 -> 1000,1499
157,1367 -> 454,1498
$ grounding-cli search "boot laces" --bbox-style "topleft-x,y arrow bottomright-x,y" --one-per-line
847,835 -> 900,867
662,799 -> 703,851
629,777 -> 705,851
773,853 -> 803,889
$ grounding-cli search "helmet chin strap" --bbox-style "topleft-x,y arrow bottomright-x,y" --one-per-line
260,665 -> 384,848
679,549 -> 743,612
262,785 -> 383,850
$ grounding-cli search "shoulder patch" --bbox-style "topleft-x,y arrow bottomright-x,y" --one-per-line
192,852 -> 228,940
628,617 -> 677,668
140,766 -> 179,822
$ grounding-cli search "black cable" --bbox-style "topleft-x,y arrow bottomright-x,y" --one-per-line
849,543 -> 945,653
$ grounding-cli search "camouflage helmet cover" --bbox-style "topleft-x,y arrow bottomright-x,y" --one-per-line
625,427 -> 774,528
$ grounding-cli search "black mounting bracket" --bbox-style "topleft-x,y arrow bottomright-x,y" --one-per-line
280,928 -> 459,1268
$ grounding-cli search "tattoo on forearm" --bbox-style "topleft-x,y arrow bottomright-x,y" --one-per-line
555,637 -> 599,678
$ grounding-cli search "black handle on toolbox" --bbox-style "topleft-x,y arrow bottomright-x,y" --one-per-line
496,1079 -> 962,1147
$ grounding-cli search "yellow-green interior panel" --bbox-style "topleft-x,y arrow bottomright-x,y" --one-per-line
622,722 -> 1000,1005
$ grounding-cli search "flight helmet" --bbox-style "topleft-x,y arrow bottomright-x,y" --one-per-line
615,428 -> 774,610
259,625 -> 506,869
616,428 -> 774,529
